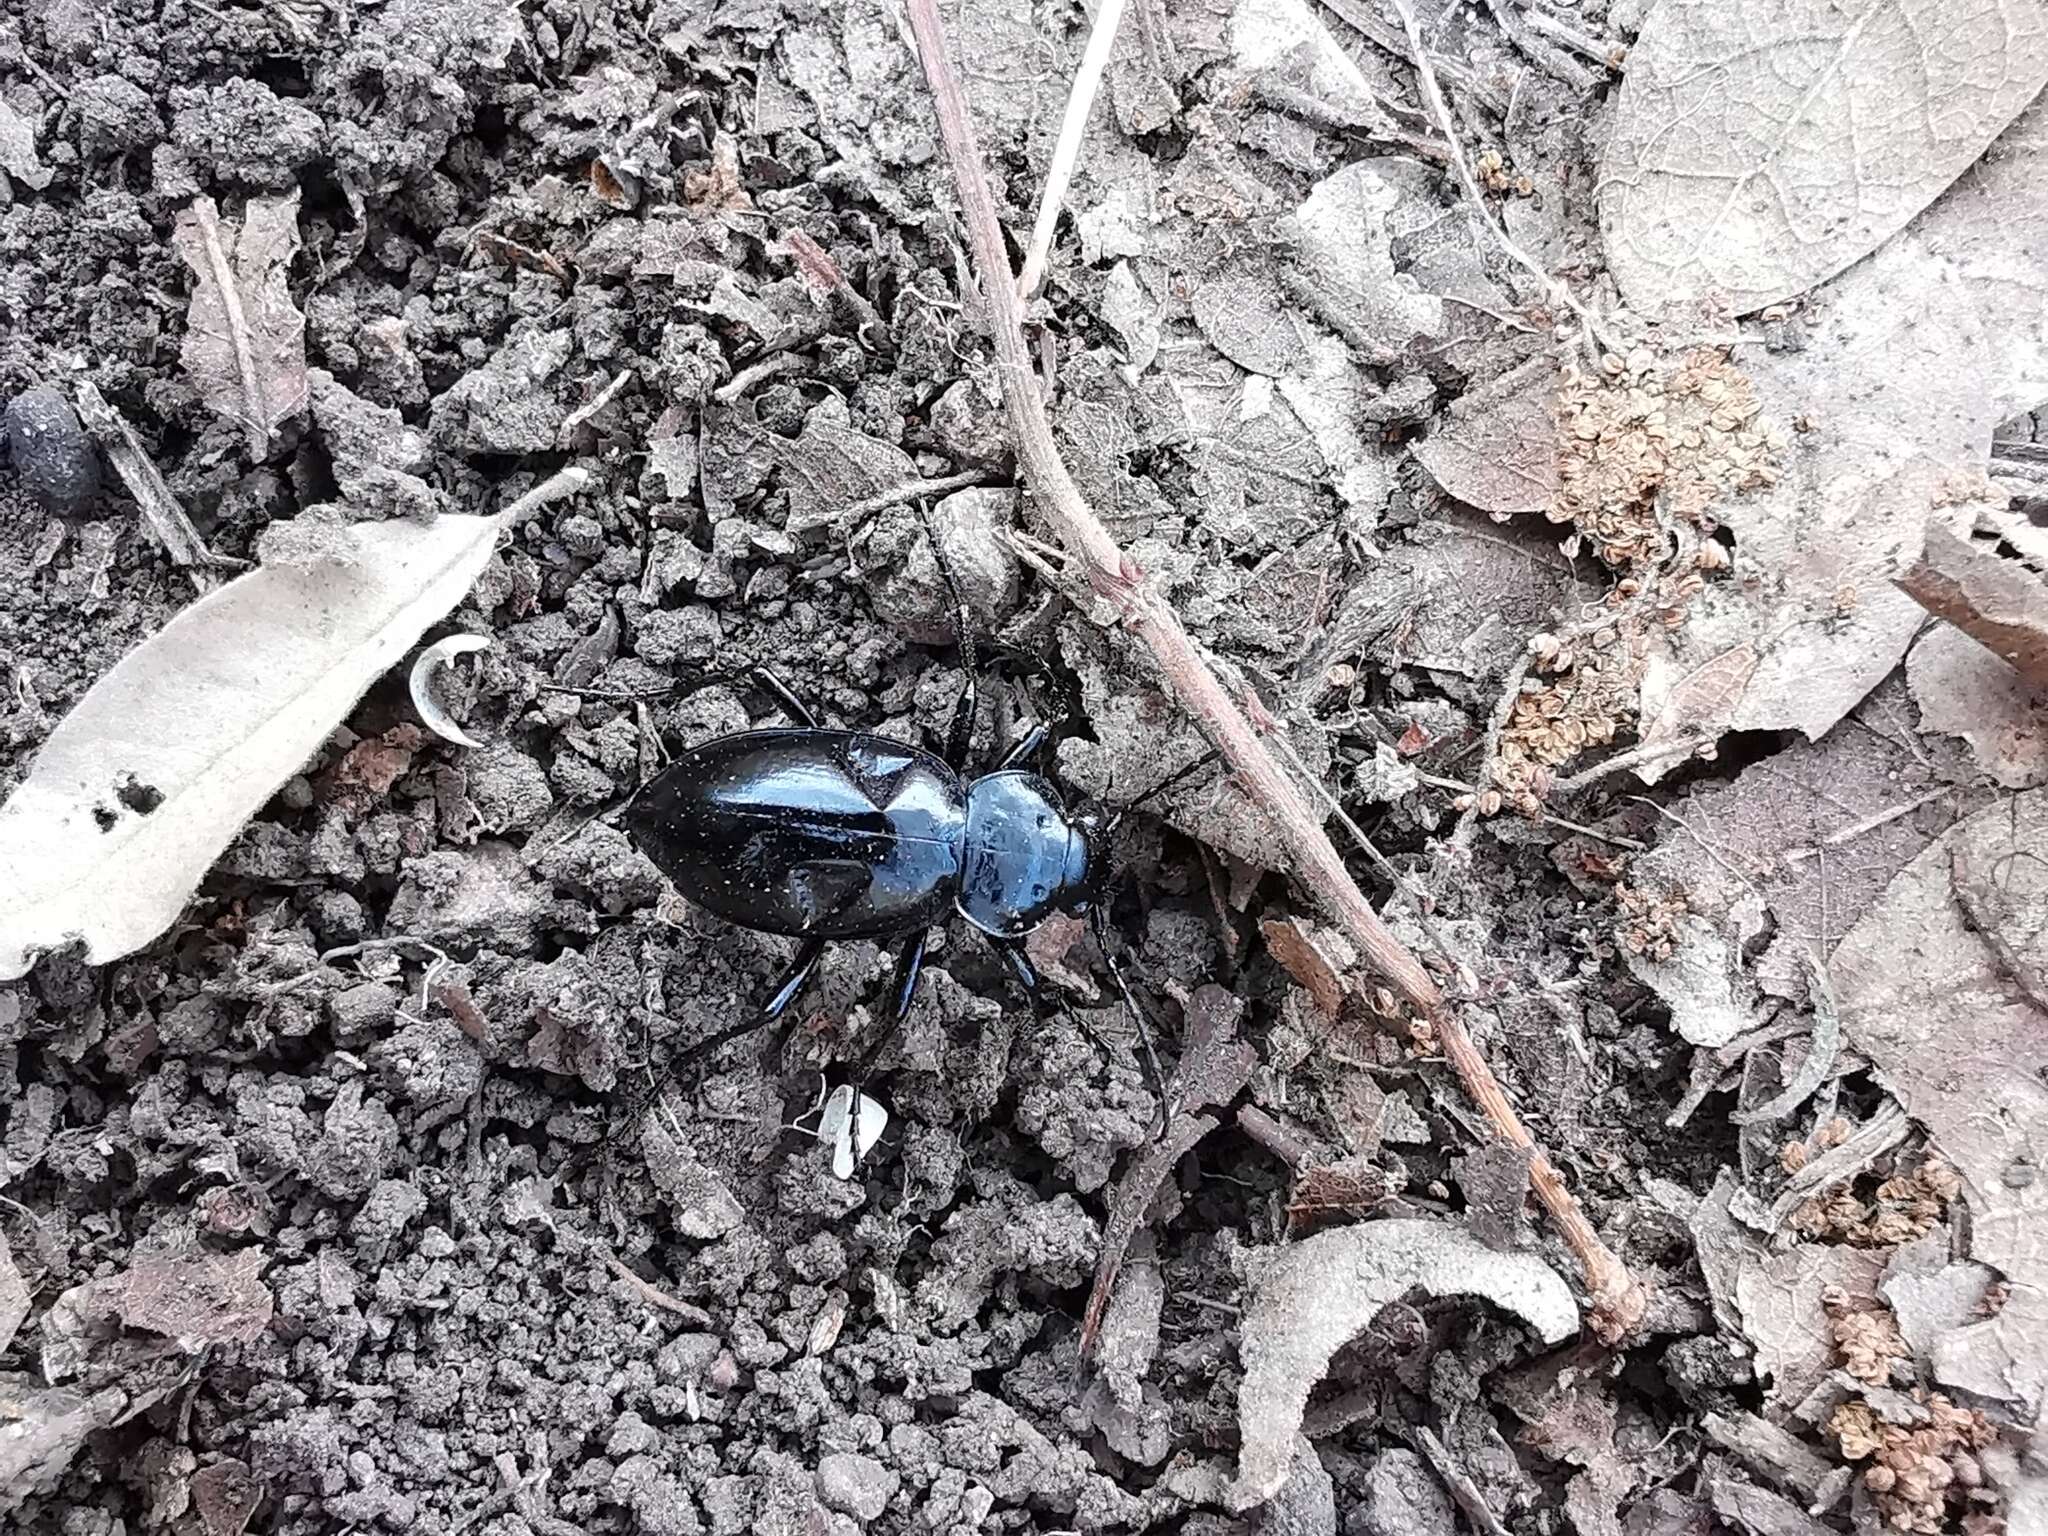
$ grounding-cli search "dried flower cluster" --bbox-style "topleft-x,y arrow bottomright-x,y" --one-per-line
1551,345 -> 1782,566
1469,343 -> 1786,819
1474,147 -> 1535,197
1794,1155 -> 1963,1246
1829,1394 -> 1998,1534
1489,623 -> 1645,813
1822,1285 -> 1910,1385
1615,881 -> 1688,962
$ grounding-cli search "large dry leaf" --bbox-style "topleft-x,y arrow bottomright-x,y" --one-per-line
1633,233 -> 2006,767
1599,0 -> 2048,313
1915,98 -> 2048,420
0,515 -> 503,979
1593,676 -> 1978,1039
172,192 -> 310,460
1908,626 -> 2048,788
1833,791 -> 2048,1419
1230,1219 -> 1576,1508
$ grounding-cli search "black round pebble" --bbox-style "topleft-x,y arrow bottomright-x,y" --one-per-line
4,385 -> 102,517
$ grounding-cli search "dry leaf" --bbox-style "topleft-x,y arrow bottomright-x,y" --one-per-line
191,1459 -> 263,1536
1734,1241 -> 1887,1407
1917,98 -> 2048,420
0,1382 -> 122,1517
1832,792 -> 2048,1419
1599,0 -> 2048,312
0,1235 -> 26,1356
0,515 -> 504,979
112,1249 -> 272,1347
1412,358 -> 1559,515
1602,675 -> 1974,1037
1899,522 -> 2048,694
1230,1219 -> 1576,1508
1907,624 -> 2048,789
171,192 -> 310,460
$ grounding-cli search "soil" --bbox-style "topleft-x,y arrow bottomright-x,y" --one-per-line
0,2 -> 2020,1534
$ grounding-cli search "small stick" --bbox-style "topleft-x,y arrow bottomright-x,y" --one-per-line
500,465 -> 590,526
1383,0 -> 1620,355
711,351 -> 800,404
1411,1425 -> 1512,1536
906,0 -> 1646,1341
1547,732 -> 1710,796
838,469 -> 995,523
1017,0 -> 1129,300
557,368 -> 635,443
72,381 -> 219,583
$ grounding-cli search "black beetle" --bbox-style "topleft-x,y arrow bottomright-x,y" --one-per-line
624,531 -> 1198,1163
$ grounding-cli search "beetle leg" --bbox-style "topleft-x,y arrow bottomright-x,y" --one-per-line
1095,934 -> 1175,1141
998,941 -> 1174,1141
746,666 -> 820,730
845,928 -> 931,1165
992,719 -> 1048,771
674,936 -> 828,1062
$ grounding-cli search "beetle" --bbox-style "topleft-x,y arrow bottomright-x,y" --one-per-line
623,530 -> 1201,1163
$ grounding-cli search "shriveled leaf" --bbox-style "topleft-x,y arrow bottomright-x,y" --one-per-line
0,514 -> 504,979
1230,1219 -> 1576,1508
171,193 -> 309,460
0,1381 -> 121,1517
1634,247 -> 2006,768
1833,790 -> 2048,1417
1734,1241 -> 1886,1407
1601,675 -> 1978,1034
1412,358 -> 1559,515
112,1248 -> 272,1347
0,1235 -> 25,1356
192,1459 -> 263,1536
1599,0 -> 2048,312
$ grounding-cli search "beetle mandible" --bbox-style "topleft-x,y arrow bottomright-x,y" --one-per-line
624,511 -> 1204,1165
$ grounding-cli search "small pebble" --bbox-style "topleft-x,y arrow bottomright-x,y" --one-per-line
4,386 -> 101,517
816,1452 -> 897,1524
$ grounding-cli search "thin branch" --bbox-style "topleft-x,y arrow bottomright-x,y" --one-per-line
1382,0 -> 1620,355
838,468 -> 996,524
905,0 -> 1647,1342
1017,0 -> 1128,301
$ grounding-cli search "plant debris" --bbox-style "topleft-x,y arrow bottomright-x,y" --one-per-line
169,193 -> 310,461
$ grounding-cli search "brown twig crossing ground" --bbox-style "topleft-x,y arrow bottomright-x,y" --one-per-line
903,0 -> 1648,1342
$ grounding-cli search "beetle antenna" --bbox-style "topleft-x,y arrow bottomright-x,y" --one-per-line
1105,747 -> 1223,835
1089,907 -> 1175,1140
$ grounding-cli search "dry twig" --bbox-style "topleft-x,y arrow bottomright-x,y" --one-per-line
1017,0 -> 1128,300
1382,0 -> 1620,355
72,381 -> 220,583
905,0 -> 1647,1341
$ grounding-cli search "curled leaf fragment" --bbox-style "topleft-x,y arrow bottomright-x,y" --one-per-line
1231,1219 -> 1577,1509
409,634 -> 493,749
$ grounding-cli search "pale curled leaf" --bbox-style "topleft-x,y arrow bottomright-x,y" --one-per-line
1899,523 -> 2048,694
1907,625 -> 2048,789
0,94 -> 52,193
1599,0 -> 2048,312
1230,1219 -> 1576,1508
0,515 -> 504,979
1912,97 -> 2048,421
172,192 -> 310,459
408,634 -> 493,749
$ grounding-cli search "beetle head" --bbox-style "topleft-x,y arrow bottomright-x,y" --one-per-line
1057,808 -> 1112,914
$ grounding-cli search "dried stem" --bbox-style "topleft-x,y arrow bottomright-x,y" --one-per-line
905,0 -> 1647,1341
1382,0 -> 1620,356
1017,0 -> 1129,300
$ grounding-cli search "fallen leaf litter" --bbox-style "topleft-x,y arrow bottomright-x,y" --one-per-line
0,0 -> 2044,1529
